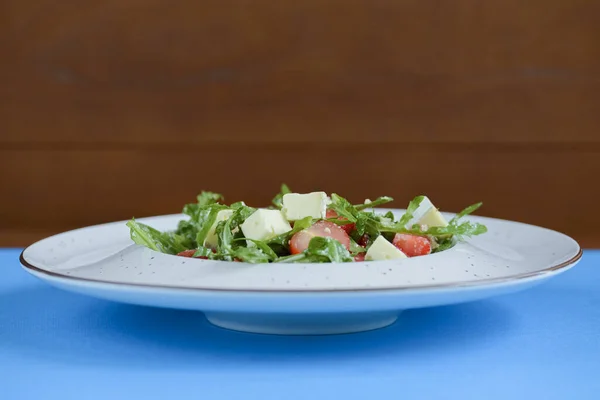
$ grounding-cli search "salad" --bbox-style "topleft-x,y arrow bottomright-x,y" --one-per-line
126,185 -> 487,263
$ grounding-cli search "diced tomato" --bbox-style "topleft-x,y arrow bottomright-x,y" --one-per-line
392,234 -> 432,257
325,209 -> 356,234
176,249 -> 208,259
358,234 -> 370,248
326,209 -> 338,219
177,250 -> 196,257
289,220 -> 351,255
354,252 -> 366,262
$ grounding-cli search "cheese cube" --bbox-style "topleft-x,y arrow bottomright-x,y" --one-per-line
365,236 -> 407,261
203,209 -> 234,248
282,192 -> 328,220
418,207 -> 448,228
241,209 -> 292,242
405,196 -> 448,228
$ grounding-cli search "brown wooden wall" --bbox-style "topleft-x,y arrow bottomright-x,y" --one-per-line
1,1 -> 599,247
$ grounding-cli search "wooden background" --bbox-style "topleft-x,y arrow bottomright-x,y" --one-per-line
1,0 -> 599,247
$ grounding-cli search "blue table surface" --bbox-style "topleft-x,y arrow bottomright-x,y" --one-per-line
1,248 -> 598,400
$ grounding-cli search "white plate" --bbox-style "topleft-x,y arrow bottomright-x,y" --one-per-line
20,210 -> 582,335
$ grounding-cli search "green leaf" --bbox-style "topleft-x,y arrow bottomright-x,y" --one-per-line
176,203 -> 229,248
216,205 -> 256,259
432,237 -> 456,253
383,211 -> 395,221
277,236 -> 353,263
127,219 -> 191,254
192,246 -> 216,259
175,219 -> 199,245
452,202 -> 483,221
349,237 -> 366,256
403,202 -> 487,240
275,253 -> 326,263
376,199 -> 487,244
230,201 -> 246,210
357,211 -> 383,237
231,246 -> 272,263
354,196 -> 394,211
197,191 -> 224,206
182,203 -> 199,218
329,193 -> 382,237
237,239 -> 279,261
307,236 -> 353,263
271,183 -> 292,209
182,191 -> 224,218
127,219 -> 162,252
329,193 -> 359,222
397,195 -> 425,227
194,204 -> 229,246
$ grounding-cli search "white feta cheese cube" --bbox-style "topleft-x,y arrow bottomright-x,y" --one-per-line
365,235 -> 407,261
418,207 -> 448,228
241,209 -> 292,242
405,196 -> 448,228
203,209 -> 234,248
282,192 -> 328,221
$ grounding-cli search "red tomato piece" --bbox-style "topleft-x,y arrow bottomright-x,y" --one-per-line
354,252 -> 366,262
289,220 -> 351,255
358,234 -> 370,248
326,209 -> 338,219
392,234 -> 432,257
176,249 -> 208,259
177,250 -> 196,257
325,209 -> 356,234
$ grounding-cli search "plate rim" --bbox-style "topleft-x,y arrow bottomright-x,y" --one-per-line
20,217 -> 583,293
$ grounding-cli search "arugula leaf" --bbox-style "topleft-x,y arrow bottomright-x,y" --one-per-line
439,202 -> 486,239
230,201 -> 246,210
329,193 -> 359,222
397,195 -> 425,227
453,202 -> 483,220
194,204 -> 229,246
236,239 -> 279,261
400,202 -> 487,240
357,211 -> 382,237
330,193 -> 383,237
197,191 -> 224,206
308,237 -> 353,262
271,184 -> 292,209
377,199 -> 486,242
275,253 -> 326,263
183,191 -> 224,217
383,211 -> 395,221
276,237 -> 353,263
432,237 -> 456,253
175,219 -> 199,245
127,219 -> 191,254
192,246 -> 216,259
349,237 -> 366,256
182,203 -> 199,218
176,203 -> 228,248
216,205 -> 256,260
182,191 -> 224,218
354,196 -> 393,211
231,246 -> 272,263
431,220 -> 487,238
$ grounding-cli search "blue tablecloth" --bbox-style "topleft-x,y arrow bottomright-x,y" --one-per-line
1,248 -> 598,399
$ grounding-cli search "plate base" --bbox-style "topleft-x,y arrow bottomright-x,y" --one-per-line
204,311 -> 400,335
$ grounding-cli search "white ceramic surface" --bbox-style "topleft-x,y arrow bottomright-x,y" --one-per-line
20,210 -> 582,335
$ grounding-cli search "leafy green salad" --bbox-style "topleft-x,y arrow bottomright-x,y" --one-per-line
126,184 -> 487,263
